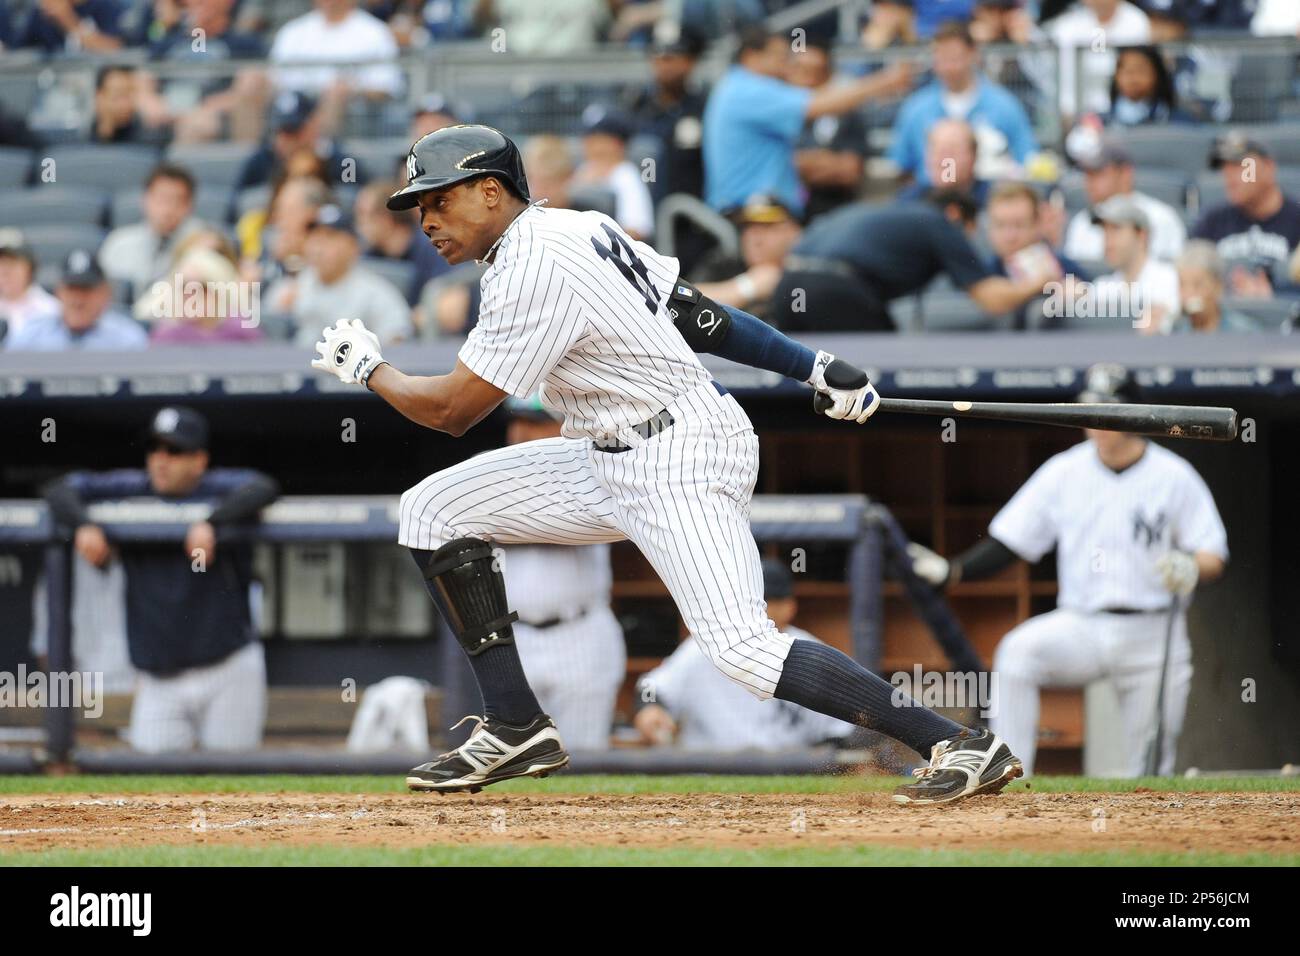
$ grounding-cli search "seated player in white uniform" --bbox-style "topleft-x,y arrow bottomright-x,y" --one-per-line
907,364 -> 1228,776
497,395 -> 625,750
634,559 -> 855,750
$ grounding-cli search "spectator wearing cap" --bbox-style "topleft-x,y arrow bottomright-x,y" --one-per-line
623,27 -> 708,203
88,65 -> 165,146
147,248 -> 265,345
576,107 -> 655,241
235,91 -> 357,191
100,163 -> 204,303
267,203 -> 412,348
1103,45 -> 1193,127
269,0 -> 403,98
703,26 -> 911,217
1092,195 -> 1180,333
5,251 -> 146,352
985,181 -> 1092,330
633,558 -> 856,751
772,190 -> 1061,332
788,35 -> 868,221
1192,132 -> 1300,298
862,0 -> 976,48
691,195 -> 802,318
889,21 -> 1038,189
13,0 -> 128,53
1171,240 -> 1260,334
898,118 -> 992,209
1062,139 -> 1185,264
354,178 -> 450,306
43,407 -> 278,753
492,395 -> 625,750
0,236 -> 59,344
1046,0 -> 1151,118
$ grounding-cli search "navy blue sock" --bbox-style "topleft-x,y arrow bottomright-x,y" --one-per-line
774,641 -> 967,756
410,548 -> 542,726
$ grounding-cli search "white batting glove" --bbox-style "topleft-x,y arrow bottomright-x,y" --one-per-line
808,350 -> 880,423
310,319 -> 386,387
1155,550 -> 1198,596
906,543 -> 951,587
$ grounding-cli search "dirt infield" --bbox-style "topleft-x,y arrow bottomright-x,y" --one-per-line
2,789 -> 1295,857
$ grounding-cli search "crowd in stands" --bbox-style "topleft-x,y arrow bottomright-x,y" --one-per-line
4,0 -> 1300,351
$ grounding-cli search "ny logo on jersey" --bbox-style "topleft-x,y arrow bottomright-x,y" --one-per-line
1132,509 -> 1169,548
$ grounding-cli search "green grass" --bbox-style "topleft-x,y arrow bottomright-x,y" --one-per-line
0,844 -> 1294,867
0,773 -> 1297,796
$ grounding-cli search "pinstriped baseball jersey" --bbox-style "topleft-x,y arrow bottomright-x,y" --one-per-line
989,440 -> 1228,612
458,204 -> 713,444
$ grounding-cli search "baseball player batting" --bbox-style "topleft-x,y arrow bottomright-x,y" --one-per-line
310,124 -> 1023,805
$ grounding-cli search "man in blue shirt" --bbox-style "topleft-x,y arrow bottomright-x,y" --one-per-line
703,26 -> 911,217
889,20 -> 1038,188
4,250 -> 147,351
43,406 -> 279,752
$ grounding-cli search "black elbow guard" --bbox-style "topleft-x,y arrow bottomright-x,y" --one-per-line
667,279 -> 731,352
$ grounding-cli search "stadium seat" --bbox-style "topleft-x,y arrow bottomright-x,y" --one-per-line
339,138 -> 411,184
165,142 -> 256,190
359,256 -> 416,297
1108,127 -> 1218,179
1222,297 -> 1300,330
916,292 -> 1012,332
0,187 -> 109,228
45,145 -> 162,193
1132,169 -> 1189,210
235,184 -> 272,219
21,224 -> 108,271
1229,52 -> 1296,123
0,72 -> 41,116
1232,124 -> 1300,165
0,147 -> 33,189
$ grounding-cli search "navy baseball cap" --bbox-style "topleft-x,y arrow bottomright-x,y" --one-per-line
271,91 -> 317,133
1208,130 -> 1272,169
60,249 -> 106,288
581,105 -> 635,141
761,559 -> 795,600
308,203 -> 354,234
146,406 -> 209,452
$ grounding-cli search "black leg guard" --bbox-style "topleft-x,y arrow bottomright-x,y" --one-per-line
421,538 -> 519,656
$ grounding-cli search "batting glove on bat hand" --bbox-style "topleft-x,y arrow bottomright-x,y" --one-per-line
310,319 -> 387,387
808,350 -> 880,423
906,542 -> 952,587
1155,550 -> 1198,596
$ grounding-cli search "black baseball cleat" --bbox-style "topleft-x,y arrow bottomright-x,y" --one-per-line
406,714 -> 569,793
892,728 -> 1023,806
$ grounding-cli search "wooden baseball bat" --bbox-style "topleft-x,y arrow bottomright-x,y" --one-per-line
814,394 -> 1238,441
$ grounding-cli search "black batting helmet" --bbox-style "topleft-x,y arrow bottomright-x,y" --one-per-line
1076,363 -> 1140,404
386,124 -> 529,211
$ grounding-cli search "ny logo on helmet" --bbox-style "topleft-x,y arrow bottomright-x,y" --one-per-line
406,153 -> 421,183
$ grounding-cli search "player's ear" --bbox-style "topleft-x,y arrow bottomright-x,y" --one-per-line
480,175 -> 503,208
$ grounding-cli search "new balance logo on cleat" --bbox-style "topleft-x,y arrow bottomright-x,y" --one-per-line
406,714 -> 570,793
892,729 -> 1024,806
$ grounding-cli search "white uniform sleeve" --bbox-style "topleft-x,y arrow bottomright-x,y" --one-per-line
1173,463 -> 1229,560
988,457 -> 1062,562
458,239 -> 588,397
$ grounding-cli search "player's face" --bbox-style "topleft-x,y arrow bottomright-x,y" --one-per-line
1085,428 -> 1135,459
416,180 -> 503,265
146,445 -> 209,496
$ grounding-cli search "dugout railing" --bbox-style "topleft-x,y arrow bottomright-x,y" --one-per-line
0,493 -> 887,774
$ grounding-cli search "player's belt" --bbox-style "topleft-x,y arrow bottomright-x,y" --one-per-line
593,409 -> 676,454
519,605 -> 592,629
1098,606 -> 1171,615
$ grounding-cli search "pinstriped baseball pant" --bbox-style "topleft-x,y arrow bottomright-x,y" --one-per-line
398,381 -> 796,699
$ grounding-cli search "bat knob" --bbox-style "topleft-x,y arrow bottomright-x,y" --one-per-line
813,392 -> 833,415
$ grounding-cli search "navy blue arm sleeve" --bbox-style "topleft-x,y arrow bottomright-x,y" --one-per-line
712,305 -> 818,382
